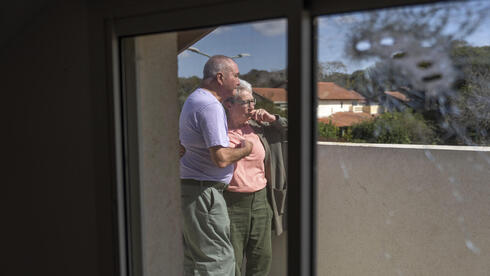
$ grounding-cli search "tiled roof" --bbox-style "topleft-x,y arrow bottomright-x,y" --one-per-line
318,112 -> 374,127
317,82 -> 365,100
254,82 -> 365,103
253,87 -> 287,102
385,91 -> 409,102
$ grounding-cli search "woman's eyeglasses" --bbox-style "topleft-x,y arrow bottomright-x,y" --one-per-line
228,98 -> 256,107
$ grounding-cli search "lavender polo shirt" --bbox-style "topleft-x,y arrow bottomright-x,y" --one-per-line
179,88 -> 234,184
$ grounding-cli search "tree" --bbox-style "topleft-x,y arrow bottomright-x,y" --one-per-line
255,99 -> 287,118
241,69 -> 287,88
450,45 -> 490,144
317,121 -> 339,141
318,61 -> 347,77
178,76 -> 201,110
317,61 -> 349,87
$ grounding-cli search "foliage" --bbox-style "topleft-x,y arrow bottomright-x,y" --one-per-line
255,99 -> 287,118
317,121 -> 339,140
349,109 -> 438,144
178,76 -> 201,110
340,2 -> 490,145
240,69 -> 287,88
317,61 -> 352,88
450,45 -> 490,144
348,69 -> 369,93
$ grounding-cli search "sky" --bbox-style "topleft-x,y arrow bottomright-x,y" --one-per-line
178,19 -> 287,78
178,1 -> 490,78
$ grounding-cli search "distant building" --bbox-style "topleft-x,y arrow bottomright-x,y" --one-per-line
317,82 -> 367,118
253,82 -> 410,127
253,87 -> 288,110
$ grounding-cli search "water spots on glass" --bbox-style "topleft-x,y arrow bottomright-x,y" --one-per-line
465,239 -> 481,255
452,189 -> 464,202
380,37 -> 395,46
416,60 -> 434,70
343,2 -> 490,146
339,160 -> 350,179
317,1 -> 490,273
424,150 -> 435,162
420,38 -> 436,48
391,51 -> 406,59
457,215 -> 482,255
356,40 -> 371,51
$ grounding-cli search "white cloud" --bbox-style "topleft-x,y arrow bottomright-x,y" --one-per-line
211,26 -> 232,35
251,20 -> 286,36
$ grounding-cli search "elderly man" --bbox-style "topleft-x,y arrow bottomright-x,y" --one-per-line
179,55 -> 253,275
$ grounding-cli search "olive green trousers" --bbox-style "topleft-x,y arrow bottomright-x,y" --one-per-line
223,188 -> 273,276
181,179 -> 235,276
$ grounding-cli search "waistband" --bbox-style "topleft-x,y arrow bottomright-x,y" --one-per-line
223,186 -> 267,198
181,179 -> 228,192
223,187 -> 268,206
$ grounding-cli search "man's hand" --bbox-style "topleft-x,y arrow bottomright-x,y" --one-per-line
209,140 -> 253,168
240,139 -> 253,155
250,109 -> 276,123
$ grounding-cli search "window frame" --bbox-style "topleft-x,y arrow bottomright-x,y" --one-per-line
106,0 -> 445,275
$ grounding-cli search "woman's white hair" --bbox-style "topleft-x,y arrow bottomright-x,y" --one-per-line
235,79 -> 253,98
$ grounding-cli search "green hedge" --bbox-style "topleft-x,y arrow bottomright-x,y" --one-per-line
317,109 -> 438,144
350,109 -> 438,144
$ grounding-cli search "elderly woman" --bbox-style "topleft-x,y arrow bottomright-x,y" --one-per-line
223,79 -> 287,276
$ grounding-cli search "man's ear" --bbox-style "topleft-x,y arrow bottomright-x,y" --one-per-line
216,72 -> 224,85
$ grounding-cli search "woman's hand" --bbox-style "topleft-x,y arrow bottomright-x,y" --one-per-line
250,109 -> 276,123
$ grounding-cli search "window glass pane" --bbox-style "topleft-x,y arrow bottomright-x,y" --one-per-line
316,1 -> 490,146
121,18 -> 288,275
178,21 -> 288,275
315,1 -> 490,275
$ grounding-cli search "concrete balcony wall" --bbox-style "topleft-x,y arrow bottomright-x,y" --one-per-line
315,143 -> 490,275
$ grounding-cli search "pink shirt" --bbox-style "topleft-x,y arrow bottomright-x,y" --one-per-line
227,124 -> 267,193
